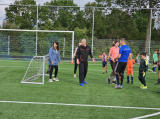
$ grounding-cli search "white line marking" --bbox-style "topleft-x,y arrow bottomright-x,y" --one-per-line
131,112 -> 160,119
0,100 -> 160,111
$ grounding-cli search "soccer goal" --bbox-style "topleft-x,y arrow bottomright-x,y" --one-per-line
21,56 -> 45,84
0,29 -> 75,59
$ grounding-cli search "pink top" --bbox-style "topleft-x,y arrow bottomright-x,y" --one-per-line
109,46 -> 119,61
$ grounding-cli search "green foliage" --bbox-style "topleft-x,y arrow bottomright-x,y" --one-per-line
5,0 -> 37,29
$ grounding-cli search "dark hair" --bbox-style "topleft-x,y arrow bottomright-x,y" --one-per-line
120,38 -> 126,42
112,41 -> 118,46
141,52 -> 146,56
53,41 -> 59,51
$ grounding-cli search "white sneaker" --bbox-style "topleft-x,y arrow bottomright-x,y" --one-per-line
53,78 -> 59,81
49,79 -> 53,82
74,74 -> 76,77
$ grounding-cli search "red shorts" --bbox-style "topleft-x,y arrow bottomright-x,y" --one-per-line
127,69 -> 133,75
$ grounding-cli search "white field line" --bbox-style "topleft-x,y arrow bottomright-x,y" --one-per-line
0,100 -> 160,111
0,66 -> 156,73
131,112 -> 160,119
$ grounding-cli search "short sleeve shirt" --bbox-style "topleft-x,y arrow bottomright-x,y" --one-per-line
110,47 -> 119,61
118,45 -> 131,62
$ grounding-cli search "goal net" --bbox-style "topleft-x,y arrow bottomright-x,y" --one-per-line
0,29 -> 75,60
21,56 -> 46,84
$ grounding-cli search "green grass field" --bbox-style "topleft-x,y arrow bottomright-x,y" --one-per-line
0,59 -> 160,119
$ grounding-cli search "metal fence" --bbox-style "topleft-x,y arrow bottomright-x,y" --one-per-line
0,4 -> 160,61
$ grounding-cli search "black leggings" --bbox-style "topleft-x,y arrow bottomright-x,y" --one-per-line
74,58 -> 78,74
49,65 -> 58,79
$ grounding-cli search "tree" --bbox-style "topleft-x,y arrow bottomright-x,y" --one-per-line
4,0 -> 37,29
98,0 -> 160,52
39,0 -> 79,31
106,9 -> 138,39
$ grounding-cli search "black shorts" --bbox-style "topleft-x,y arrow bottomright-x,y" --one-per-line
158,65 -> 160,70
115,62 -> 127,74
102,61 -> 107,67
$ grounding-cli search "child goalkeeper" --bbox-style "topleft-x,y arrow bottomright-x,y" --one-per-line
126,53 -> 135,84
139,53 -> 148,89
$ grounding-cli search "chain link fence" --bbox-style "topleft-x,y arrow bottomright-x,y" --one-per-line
0,4 -> 160,61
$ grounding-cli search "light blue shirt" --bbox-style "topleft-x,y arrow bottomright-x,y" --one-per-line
49,47 -> 61,66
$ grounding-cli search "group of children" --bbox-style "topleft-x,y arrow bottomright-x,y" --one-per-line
98,51 -> 150,89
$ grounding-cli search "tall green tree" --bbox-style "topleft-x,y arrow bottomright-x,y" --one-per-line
39,0 -> 79,30
5,0 -> 37,29
97,0 -> 160,52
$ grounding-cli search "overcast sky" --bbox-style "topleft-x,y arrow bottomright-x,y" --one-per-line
0,0 -> 95,26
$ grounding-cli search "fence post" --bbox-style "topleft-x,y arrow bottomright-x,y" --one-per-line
35,5 -> 38,56
8,36 -> 10,55
149,8 -> 152,62
63,37 -> 65,57
92,7 -> 95,55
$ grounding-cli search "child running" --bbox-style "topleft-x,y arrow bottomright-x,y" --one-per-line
99,52 -> 109,74
126,53 -> 135,84
139,53 -> 148,89
152,50 -> 158,73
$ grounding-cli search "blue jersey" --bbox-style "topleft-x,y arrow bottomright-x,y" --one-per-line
118,45 -> 131,62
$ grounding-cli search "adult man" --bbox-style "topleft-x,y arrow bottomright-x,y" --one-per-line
114,38 -> 131,89
76,39 -> 95,86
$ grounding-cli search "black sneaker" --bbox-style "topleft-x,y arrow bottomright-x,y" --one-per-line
112,81 -> 116,84
131,81 -> 133,84
46,69 -> 50,74
103,72 -> 105,74
106,70 -> 107,73
107,78 -> 110,84
155,82 -> 160,85
126,81 -> 129,84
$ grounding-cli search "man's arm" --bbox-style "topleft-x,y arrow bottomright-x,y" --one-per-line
115,54 -> 121,61
89,47 -> 95,63
89,47 -> 93,59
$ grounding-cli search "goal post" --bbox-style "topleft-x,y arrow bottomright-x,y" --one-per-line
0,29 -> 75,59
21,56 -> 45,84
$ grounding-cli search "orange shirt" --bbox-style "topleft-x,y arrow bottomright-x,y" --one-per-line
127,59 -> 135,70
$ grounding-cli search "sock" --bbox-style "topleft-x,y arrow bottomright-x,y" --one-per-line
158,79 -> 160,82
155,66 -> 157,71
153,66 -> 157,71
131,77 -> 133,81
127,76 -> 129,82
153,67 -> 155,71
116,74 -> 119,85
120,74 -> 124,85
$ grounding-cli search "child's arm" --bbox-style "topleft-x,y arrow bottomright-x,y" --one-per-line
99,55 -> 102,59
